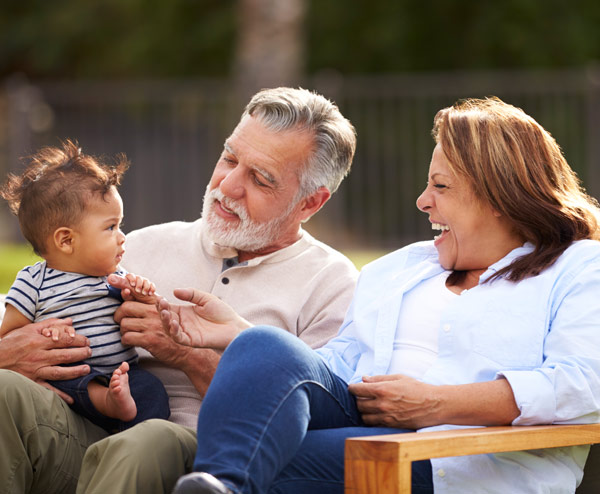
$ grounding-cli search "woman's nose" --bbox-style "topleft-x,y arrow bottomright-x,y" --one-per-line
416,188 -> 431,212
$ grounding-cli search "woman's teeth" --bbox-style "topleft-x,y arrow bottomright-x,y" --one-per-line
432,222 -> 450,240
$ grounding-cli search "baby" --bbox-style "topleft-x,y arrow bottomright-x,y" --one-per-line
0,140 -> 169,432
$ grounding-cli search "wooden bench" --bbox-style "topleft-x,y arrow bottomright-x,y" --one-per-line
345,423 -> 600,493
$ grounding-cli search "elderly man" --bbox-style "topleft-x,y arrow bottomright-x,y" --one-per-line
0,87 -> 358,494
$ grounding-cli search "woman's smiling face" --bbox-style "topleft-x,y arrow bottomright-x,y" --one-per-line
416,144 -> 521,272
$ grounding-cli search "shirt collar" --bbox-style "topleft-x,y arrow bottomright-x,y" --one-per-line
479,242 -> 535,282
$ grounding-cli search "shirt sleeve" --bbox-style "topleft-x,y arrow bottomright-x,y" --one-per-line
5,266 -> 41,321
296,258 -> 358,349
499,260 -> 600,425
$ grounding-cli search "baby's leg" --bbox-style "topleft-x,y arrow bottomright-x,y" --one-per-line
88,362 -> 137,422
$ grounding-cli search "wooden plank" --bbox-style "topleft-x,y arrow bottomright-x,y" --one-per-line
345,424 -> 600,494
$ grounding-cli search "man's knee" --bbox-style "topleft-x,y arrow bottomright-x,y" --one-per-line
86,419 -> 196,459
79,420 -> 197,494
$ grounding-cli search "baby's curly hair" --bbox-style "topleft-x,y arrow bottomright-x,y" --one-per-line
0,140 -> 129,255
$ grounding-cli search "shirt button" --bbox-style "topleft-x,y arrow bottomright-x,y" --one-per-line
222,277 -> 230,285
437,468 -> 446,477
442,324 -> 451,332
225,259 -> 234,267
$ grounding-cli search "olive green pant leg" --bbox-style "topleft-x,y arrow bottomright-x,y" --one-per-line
77,419 -> 197,494
0,370 -> 108,494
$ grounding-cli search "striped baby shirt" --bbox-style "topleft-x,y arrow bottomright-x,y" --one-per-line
6,261 -> 138,372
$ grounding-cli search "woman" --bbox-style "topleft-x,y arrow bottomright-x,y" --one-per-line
162,98 -> 600,494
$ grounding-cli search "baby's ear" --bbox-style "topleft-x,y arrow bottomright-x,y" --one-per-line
53,227 -> 75,254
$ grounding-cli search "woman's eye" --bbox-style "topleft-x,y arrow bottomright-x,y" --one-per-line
434,183 -> 447,189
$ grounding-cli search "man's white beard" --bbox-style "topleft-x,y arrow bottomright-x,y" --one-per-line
201,185 -> 299,252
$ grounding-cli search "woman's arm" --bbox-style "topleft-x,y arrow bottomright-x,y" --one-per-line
349,374 -> 519,430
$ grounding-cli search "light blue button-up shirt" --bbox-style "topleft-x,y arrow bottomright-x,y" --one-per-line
317,239 -> 600,493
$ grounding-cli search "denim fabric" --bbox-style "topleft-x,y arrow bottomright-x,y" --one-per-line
49,364 -> 170,433
194,327 -> 432,494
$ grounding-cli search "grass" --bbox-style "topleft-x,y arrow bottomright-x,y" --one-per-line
0,244 -> 389,293
0,244 -> 41,292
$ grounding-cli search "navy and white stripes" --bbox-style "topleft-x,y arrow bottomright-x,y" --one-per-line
6,261 -> 137,371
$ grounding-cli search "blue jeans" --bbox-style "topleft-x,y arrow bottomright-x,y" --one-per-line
49,363 -> 170,433
194,326 -> 433,494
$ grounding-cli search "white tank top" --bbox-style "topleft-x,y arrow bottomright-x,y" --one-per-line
387,270 -> 457,379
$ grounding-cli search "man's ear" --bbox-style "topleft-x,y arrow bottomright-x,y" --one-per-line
298,187 -> 331,223
53,227 -> 75,254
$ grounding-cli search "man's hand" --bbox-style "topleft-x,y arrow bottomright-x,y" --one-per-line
348,374 -> 442,430
114,299 -> 194,366
158,288 -> 252,351
0,319 -> 91,404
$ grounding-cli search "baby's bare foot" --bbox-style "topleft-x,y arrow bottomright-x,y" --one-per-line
105,362 -> 137,422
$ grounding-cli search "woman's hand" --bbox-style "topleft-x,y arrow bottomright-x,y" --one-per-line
348,374 -> 443,429
158,288 -> 252,351
349,374 -> 520,429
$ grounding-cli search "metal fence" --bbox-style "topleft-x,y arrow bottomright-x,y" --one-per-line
1,67 -> 599,250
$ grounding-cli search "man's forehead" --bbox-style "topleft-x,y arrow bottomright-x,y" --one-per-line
223,117 -> 311,179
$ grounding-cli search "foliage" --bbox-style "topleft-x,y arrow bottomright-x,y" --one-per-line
1,1 -> 599,78
306,0 -> 600,72
0,0 -> 236,78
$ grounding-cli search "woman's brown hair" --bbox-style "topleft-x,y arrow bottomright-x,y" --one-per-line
434,97 -> 600,282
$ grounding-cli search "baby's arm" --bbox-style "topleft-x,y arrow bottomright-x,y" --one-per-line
0,304 -> 34,337
1,304 -> 75,342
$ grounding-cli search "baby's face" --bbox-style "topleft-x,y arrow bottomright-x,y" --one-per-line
70,187 -> 125,277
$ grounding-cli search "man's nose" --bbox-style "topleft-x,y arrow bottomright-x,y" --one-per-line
219,167 -> 245,199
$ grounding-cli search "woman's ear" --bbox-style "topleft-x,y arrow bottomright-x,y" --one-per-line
53,227 -> 75,254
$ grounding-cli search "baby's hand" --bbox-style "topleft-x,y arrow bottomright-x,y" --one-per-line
116,273 -> 159,304
41,324 -> 76,342
125,273 -> 156,297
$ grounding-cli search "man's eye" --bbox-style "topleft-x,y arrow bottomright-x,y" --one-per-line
254,175 -> 268,187
223,157 -> 236,165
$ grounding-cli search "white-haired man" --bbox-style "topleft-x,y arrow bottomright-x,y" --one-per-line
0,87 -> 359,494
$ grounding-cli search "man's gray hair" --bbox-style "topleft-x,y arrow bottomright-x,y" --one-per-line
243,87 -> 356,196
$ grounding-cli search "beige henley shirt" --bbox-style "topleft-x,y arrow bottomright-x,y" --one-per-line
121,218 -> 358,429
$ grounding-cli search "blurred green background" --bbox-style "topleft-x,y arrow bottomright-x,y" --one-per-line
2,0 -> 599,78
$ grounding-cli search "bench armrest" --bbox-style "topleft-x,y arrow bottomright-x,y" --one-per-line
345,423 -> 600,494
